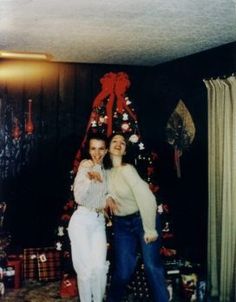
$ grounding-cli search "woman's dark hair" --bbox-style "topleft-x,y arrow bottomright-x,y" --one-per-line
81,133 -> 108,160
103,132 -> 135,169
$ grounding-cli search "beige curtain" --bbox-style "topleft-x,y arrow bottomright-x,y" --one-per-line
204,76 -> 236,302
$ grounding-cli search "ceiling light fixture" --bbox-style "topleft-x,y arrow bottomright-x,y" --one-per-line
0,51 -> 53,61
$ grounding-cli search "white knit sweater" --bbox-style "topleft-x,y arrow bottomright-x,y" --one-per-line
107,164 -> 158,238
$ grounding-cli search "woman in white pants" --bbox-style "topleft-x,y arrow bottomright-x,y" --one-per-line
68,133 -> 110,302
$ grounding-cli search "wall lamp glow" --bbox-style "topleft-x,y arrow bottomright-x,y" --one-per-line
0,51 -> 53,61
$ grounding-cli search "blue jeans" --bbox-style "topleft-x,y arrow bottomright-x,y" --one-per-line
107,212 -> 169,302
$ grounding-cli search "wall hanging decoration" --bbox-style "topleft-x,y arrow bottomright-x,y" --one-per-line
166,99 -> 196,178
0,91 -> 35,180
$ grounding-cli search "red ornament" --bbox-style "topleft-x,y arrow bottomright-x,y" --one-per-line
160,247 -> 177,257
151,152 -> 158,160
147,166 -> 155,176
162,204 -> 169,213
121,122 -> 129,132
61,214 -> 71,221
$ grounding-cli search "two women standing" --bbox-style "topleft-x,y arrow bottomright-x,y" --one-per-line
68,132 -> 169,302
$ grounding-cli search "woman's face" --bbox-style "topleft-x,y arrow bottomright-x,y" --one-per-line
109,134 -> 126,157
89,139 -> 107,164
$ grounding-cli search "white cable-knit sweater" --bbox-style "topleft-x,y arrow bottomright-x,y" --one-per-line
107,164 -> 158,238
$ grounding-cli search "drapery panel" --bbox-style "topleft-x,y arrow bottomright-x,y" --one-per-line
204,76 -> 236,302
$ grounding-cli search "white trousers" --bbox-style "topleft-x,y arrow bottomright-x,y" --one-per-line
68,207 -> 109,302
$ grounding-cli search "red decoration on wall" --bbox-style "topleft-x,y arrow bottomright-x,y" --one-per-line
25,99 -> 34,134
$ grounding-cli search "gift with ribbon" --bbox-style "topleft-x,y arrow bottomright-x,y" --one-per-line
23,247 -> 61,281
37,249 -> 61,281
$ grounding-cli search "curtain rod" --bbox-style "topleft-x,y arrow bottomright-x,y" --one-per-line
203,72 -> 236,81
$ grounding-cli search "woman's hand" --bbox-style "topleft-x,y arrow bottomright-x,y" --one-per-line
79,160 -> 103,182
87,171 -> 103,182
105,196 -> 120,215
144,233 -> 158,244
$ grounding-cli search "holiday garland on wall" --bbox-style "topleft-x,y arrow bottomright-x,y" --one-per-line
55,72 -> 176,276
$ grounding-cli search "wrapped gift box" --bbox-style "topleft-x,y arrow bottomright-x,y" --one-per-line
23,247 -> 61,281
37,249 -> 61,281
23,248 -> 41,280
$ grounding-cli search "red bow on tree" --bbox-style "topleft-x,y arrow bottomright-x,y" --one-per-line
73,72 -> 136,172
89,72 -> 135,137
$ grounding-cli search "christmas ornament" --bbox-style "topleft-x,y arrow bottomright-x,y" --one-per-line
57,226 -> 64,236
56,242 -> 62,251
138,142 -> 145,150
121,122 -> 129,132
122,113 -> 129,121
129,134 -> 139,143
91,120 -> 97,127
125,97 -> 131,105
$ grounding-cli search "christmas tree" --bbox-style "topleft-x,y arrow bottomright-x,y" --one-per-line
55,72 -> 177,294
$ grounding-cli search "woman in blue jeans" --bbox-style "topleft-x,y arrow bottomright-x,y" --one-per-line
105,133 -> 169,302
